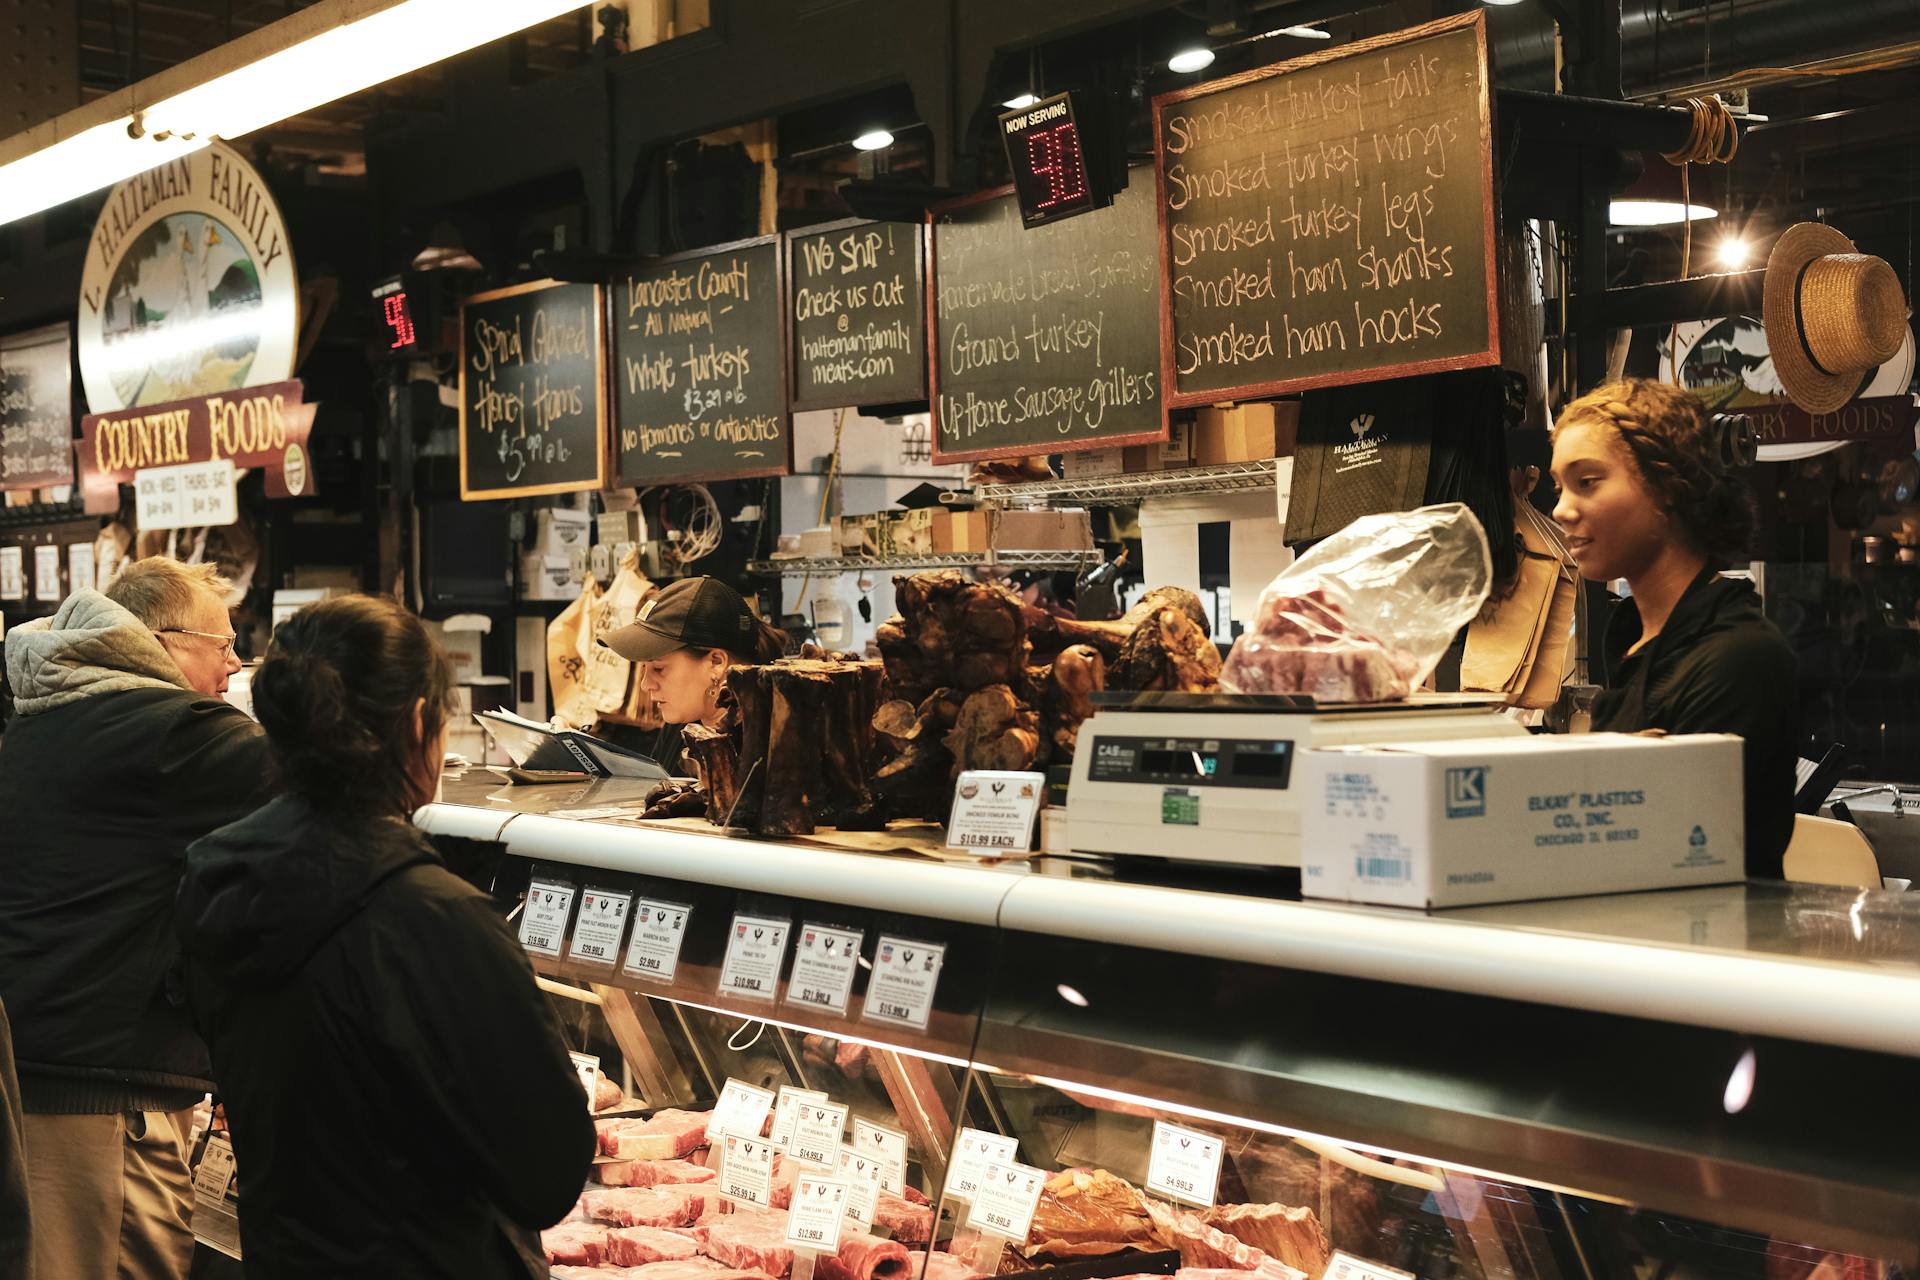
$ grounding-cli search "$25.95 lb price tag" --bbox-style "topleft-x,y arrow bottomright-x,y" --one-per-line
969,1159 -> 1047,1243
784,1174 -> 850,1252
1145,1119 -> 1223,1208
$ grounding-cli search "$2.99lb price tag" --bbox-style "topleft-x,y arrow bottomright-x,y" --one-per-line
1145,1119 -> 1223,1207
784,1174 -> 850,1252
861,936 -> 945,1032
623,898 -> 692,982
719,913 -> 790,1001
721,1134 -> 775,1208
945,770 -> 1045,855
518,879 -> 576,958
969,1159 -> 1047,1243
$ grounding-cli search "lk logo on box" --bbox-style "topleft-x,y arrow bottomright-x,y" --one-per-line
1445,767 -> 1486,818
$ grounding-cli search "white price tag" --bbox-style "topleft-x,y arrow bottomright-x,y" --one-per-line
851,1119 -> 910,1196
707,1077 -> 776,1142
719,913 -> 789,1002
568,888 -> 632,966
784,1174 -> 850,1253
135,458 -> 238,531
518,879 -> 575,958
942,1127 -> 1017,1202
192,1132 -> 237,1205
67,543 -> 95,594
836,1144 -> 885,1228
969,1159 -> 1047,1243
1323,1252 -> 1413,1280
622,898 -> 691,983
32,544 -> 60,602
862,936 -> 945,1032
0,547 -> 24,600
720,1133 -> 775,1208
770,1085 -> 829,1150
569,1051 -> 601,1110
787,1099 -> 849,1169
945,770 -> 1045,854
1146,1120 -> 1223,1208
786,923 -> 863,1016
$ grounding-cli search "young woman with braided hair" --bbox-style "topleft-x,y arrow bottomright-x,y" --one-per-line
1550,378 -> 1800,878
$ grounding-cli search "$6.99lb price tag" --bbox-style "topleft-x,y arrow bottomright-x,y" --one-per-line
969,1159 -> 1047,1243
784,1174 -> 850,1252
1145,1119 -> 1223,1208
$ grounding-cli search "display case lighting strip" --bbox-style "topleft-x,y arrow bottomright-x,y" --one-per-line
660,997 -> 985,1073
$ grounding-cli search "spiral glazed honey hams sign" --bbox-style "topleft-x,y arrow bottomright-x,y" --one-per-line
76,142 -> 298,414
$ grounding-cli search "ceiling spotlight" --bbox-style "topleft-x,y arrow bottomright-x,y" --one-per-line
852,130 -> 894,152
1167,46 -> 1216,74
1056,983 -> 1090,1008
1277,26 -> 1332,39
1715,237 -> 1751,270
1608,199 -> 1718,227
1481,0 -> 1527,6
1003,94 -> 1040,110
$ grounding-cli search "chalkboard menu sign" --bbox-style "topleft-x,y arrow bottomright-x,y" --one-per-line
1153,11 -> 1500,407
614,236 -> 790,483
459,280 -> 608,500
789,220 -> 925,410
0,324 -> 75,492
929,170 -> 1163,462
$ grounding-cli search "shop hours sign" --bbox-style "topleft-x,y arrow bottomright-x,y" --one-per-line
999,93 -> 1100,229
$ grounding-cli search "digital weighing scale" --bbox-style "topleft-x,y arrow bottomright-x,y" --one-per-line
1064,691 -> 1526,867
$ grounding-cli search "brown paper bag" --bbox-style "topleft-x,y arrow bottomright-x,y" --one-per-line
1463,502 -> 1578,708
547,576 -> 604,728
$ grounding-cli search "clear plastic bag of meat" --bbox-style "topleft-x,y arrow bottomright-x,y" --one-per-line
1221,503 -> 1492,703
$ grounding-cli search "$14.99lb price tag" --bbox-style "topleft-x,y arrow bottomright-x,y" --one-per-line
721,1134 -> 775,1208
568,888 -> 632,965
945,770 -> 1045,855
1145,1119 -> 1223,1207
518,879 -> 576,958
969,1159 -> 1046,1243
784,1174 -> 850,1253
719,913 -> 789,1001
770,1085 -> 829,1150
623,898 -> 692,982
861,935 -> 945,1031
786,923 -> 863,1016
787,1099 -> 849,1169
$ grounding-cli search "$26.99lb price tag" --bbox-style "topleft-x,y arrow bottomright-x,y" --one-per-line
1145,1119 -> 1223,1208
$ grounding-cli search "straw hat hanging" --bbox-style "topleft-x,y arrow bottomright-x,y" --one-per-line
1763,222 -> 1912,415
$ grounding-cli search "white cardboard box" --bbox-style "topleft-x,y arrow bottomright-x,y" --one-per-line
1300,733 -> 1746,908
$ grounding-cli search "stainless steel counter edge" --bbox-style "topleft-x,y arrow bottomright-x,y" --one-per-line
998,877 -> 1920,1059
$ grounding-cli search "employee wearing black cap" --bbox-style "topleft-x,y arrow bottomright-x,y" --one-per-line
600,577 -> 788,770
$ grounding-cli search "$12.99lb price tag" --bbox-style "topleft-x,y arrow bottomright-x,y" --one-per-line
518,879 -> 576,958
969,1159 -> 1047,1243
1145,1119 -> 1223,1207
861,935 -> 945,1031
784,1174 -> 850,1252
719,913 -> 789,1001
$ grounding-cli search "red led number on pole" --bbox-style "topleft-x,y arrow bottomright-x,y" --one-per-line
383,291 -> 417,350
1026,123 -> 1086,210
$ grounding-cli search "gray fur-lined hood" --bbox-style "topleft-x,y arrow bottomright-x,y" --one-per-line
5,589 -> 190,715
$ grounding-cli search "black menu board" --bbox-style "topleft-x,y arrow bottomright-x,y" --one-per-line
0,324 -> 75,491
459,280 -> 608,500
929,170 -> 1163,462
789,220 -> 926,410
614,236 -> 790,483
1153,11 -> 1500,407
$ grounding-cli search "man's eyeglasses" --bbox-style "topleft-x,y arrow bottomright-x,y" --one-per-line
158,628 -> 238,659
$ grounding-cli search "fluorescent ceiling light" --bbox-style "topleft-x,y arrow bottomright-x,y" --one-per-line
1277,26 -> 1332,39
1608,199 -> 1718,227
1003,94 -> 1041,110
852,130 -> 895,151
1481,0 -> 1527,6
1168,47 -> 1216,74
0,122 -> 207,226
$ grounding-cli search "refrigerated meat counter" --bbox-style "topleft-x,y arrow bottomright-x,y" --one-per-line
419,768 -> 1920,1278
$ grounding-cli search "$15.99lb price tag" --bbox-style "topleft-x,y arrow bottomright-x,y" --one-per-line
786,923 -> 863,1016
1146,1120 -> 1223,1207
861,936 -> 945,1032
969,1159 -> 1047,1243
945,770 -> 1045,855
708,1077 -> 776,1143
623,898 -> 692,982
719,913 -> 789,1001
721,1134 -> 775,1208
568,888 -> 632,966
518,879 -> 576,958
784,1174 -> 850,1252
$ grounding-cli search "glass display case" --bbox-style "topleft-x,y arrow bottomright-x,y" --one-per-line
419,773 -> 1920,1280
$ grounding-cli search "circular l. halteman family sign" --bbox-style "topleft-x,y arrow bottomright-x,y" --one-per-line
77,142 -> 299,414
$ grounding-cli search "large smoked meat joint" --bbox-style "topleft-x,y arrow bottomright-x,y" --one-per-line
1,2 -> 1919,1279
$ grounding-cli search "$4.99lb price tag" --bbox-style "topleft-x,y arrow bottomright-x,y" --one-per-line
784,1174 -> 850,1253
861,935 -> 945,1032
518,879 -> 576,958
623,898 -> 692,982
719,913 -> 790,1001
721,1134 -> 775,1208
946,770 -> 1046,855
786,923 -> 863,1016
969,1159 -> 1047,1243
568,888 -> 632,966
1145,1119 -> 1223,1208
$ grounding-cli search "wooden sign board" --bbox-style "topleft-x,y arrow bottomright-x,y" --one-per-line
613,236 -> 791,484
0,324 -> 75,492
459,280 -> 609,500
928,169 -> 1164,463
1153,11 -> 1500,408
789,219 -> 927,410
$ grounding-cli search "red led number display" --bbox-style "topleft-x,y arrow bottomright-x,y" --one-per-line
1001,93 -> 1099,228
1025,123 -> 1087,210
383,291 -> 418,350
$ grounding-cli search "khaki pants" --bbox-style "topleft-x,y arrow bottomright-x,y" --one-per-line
21,1109 -> 195,1280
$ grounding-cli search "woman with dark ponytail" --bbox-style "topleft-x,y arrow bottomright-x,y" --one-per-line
176,595 -> 594,1278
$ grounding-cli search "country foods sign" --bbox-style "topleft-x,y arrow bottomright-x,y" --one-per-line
77,143 -> 299,414
78,380 -> 316,513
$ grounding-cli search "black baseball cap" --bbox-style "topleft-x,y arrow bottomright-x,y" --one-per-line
600,576 -> 758,663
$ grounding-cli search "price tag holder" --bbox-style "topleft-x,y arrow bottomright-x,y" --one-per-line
784,1174 -> 850,1253
519,879 -> 576,958
862,935 -> 945,1032
32,544 -> 60,602
192,1131 -> 238,1205
1323,1253 -> 1414,1280
787,923 -> 864,1016
719,913 -> 790,1002
1146,1119 -> 1223,1208
851,1118 -> 910,1195
1,546 -> 27,600
836,1143 -> 886,1228
568,887 -> 632,966
943,1127 -> 1018,1203
720,1133 -> 775,1208
708,1077 -> 777,1143
770,1085 -> 830,1150
970,1159 -> 1047,1242
946,770 -> 1046,855
788,1099 -> 849,1169
569,1051 -> 601,1110
623,898 -> 692,983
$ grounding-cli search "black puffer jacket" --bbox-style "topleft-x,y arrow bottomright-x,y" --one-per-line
177,795 -> 595,1279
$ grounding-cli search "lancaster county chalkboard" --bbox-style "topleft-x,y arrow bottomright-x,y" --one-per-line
459,280 -> 608,500
789,219 -> 926,410
614,236 -> 790,484
1154,11 -> 1500,407
0,324 -> 74,491
928,170 -> 1163,463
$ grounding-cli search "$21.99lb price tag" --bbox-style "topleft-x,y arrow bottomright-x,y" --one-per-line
786,923 -> 863,1016
1145,1119 -> 1222,1208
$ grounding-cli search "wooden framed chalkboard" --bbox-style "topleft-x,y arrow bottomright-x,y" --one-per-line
0,324 -> 75,492
928,170 -> 1164,463
1153,10 -> 1500,408
613,235 -> 791,484
458,279 -> 609,500
789,219 -> 926,410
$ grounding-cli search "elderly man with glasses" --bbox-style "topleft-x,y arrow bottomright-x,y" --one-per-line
0,556 -> 272,1280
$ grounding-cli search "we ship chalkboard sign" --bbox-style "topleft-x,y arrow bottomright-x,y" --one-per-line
0,324 -> 75,492
789,220 -> 925,410
614,237 -> 791,484
459,280 -> 608,500
1153,12 -> 1500,407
